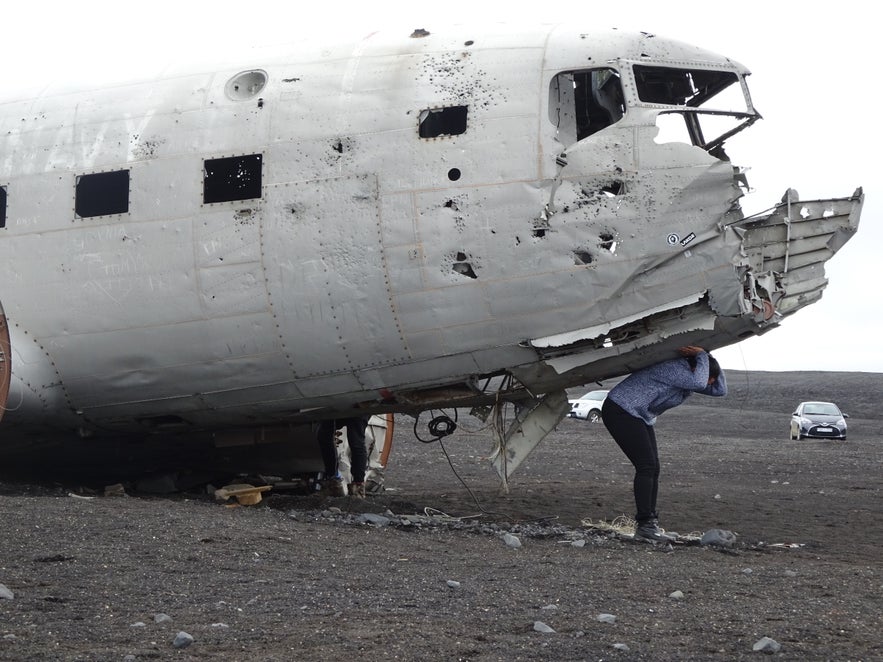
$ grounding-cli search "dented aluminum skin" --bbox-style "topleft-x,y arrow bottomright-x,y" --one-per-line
0,26 -> 862,462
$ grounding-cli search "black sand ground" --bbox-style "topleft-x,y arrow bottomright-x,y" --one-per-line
0,370 -> 880,660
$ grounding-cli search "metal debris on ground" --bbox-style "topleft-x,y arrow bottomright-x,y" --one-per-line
213,483 -> 272,505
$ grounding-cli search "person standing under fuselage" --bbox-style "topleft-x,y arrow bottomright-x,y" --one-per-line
601,346 -> 727,541
316,415 -> 371,498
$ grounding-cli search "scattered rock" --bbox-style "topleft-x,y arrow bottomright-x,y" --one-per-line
597,613 -> 617,624
103,483 -> 126,497
502,533 -> 522,548
154,613 -> 172,624
540,604 -> 559,611
130,622 -> 146,628
700,529 -> 737,547
784,570 -> 798,577
533,621 -> 555,633
357,513 -> 391,526
446,580 -> 460,589
173,631 -> 194,649
669,590 -> 684,600
571,539 -> 586,548
613,642 -> 630,651
752,636 -> 781,653
0,584 -> 13,600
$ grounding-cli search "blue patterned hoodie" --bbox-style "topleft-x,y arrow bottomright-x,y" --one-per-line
607,352 -> 727,425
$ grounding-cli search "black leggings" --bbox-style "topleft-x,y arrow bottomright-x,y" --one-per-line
601,399 -> 660,523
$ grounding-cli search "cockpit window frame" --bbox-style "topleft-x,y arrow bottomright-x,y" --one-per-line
629,63 -> 761,156
548,67 -> 626,146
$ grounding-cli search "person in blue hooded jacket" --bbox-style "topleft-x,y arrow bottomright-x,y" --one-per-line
601,346 -> 727,542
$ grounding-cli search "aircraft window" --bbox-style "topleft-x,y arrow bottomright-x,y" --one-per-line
419,106 -> 468,138
633,65 -> 758,156
203,154 -> 263,204
549,68 -> 624,144
75,170 -> 130,218
633,65 -> 739,107
0,186 -> 6,228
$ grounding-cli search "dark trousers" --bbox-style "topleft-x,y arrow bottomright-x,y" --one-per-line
317,416 -> 370,483
601,399 -> 660,524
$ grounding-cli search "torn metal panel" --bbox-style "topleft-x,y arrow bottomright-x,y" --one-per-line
488,390 -> 570,487
725,190 -> 863,318
530,292 -> 706,349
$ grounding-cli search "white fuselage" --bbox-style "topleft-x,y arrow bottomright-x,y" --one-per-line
0,26 -> 860,441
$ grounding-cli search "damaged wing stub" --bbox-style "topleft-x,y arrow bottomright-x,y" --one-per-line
727,187 -> 864,323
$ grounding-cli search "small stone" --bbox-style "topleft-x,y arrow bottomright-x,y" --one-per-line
597,613 -> 617,624
357,513 -> 390,526
700,529 -> 737,547
571,539 -> 586,548
0,584 -> 13,600
446,580 -> 461,589
3,634 -> 15,640
172,631 -> 194,649
103,483 -> 126,497
502,533 -> 522,548
752,636 -> 781,653
533,621 -> 555,633
130,622 -> 146,628
784,570 -> 798,577
742,568 -> 753,575
613,642 -> 630,651
210,622 -> 229,628
668,590 -> 684,600
154,613 -> 172,624
540,604 -> 558,611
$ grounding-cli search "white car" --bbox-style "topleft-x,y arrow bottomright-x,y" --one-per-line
790,401 -> 848,440
568,390 -> 609,422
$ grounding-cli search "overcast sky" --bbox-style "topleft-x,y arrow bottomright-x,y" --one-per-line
2,1 -> 880,372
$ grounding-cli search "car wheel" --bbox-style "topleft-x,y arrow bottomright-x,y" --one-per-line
789,424 -> 797,440
588,409 -> 601,423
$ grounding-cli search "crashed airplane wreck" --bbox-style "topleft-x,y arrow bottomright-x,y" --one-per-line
0,26 -> 862,489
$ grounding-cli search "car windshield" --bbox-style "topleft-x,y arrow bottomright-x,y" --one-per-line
581,391 -> 607,401
804,403 -> 840,416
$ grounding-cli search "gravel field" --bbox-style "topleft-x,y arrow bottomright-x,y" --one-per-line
0,370 -> 880,660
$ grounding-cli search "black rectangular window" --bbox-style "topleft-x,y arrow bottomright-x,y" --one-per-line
633,65 -> 739,107
203,154 -> 263,204
0,186 -> 6,228
419,106 -> 468,138
75,170 -> 130,218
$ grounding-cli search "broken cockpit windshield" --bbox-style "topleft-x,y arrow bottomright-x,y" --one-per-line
549,68 -> 625,146
633,64 -> 759,158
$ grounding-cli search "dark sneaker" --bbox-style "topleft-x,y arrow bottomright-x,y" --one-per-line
634,520 -> 676,542
349,482 -> 366,499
